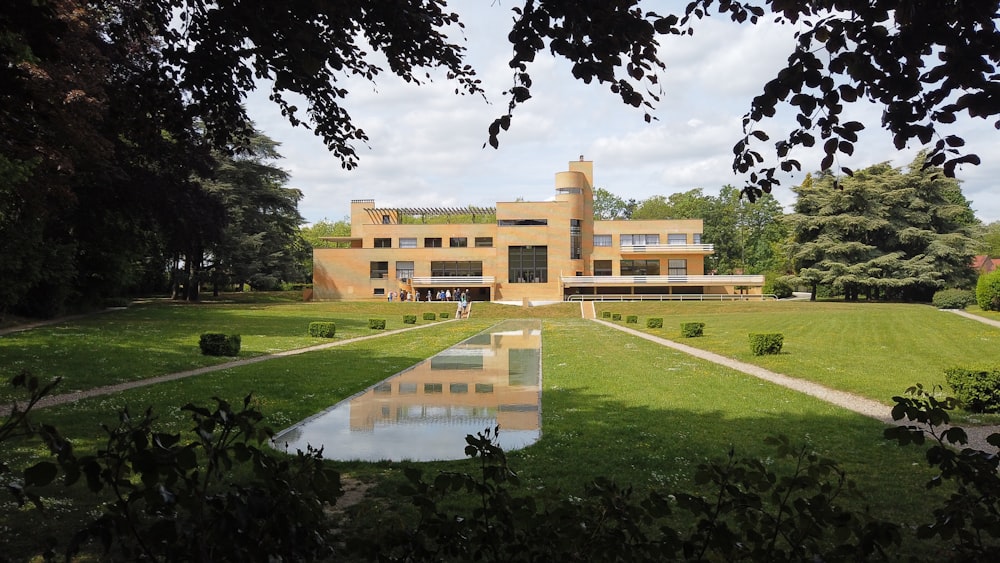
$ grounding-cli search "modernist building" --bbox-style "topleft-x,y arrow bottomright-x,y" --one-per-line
311,159 -> 764,303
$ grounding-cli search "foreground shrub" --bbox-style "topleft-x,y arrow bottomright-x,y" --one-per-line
368,319 -> 386,330
422,312 -> 436,321
403,315 -> 417,324
944,367 -> 1000,412
199,333 -> 241,356
680,322 -> 705,337
611,313 -> 621,321
749,333 -> 783,355
976,269 -> 1000,311
932,289 -> 977,309
440,312 -> 450,319
308,321 -> 336,338
601,311 -> 611,319
646,317 -> 663,329
626,315 -> 638,324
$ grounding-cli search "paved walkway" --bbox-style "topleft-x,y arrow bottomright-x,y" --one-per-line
593,317 -> 1000,452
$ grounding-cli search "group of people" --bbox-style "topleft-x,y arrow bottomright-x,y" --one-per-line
386,287 -> 472,319
386,290 -> 415,302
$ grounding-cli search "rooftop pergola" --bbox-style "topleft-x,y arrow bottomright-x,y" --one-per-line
364,206 -> 497,224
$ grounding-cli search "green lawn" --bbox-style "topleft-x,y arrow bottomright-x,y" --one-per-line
1,296 -> 994,559
595,300 -> 1000,422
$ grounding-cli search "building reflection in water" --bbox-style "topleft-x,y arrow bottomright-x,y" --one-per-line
273,319 -> 542,462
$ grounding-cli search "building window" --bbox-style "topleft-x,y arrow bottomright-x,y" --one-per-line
396,261 -> 414,280
424,237 -> 442,248
400,237 -> 417,248
498,219 -> 548,226
381,214 -> 390,224
475,237 -> 493,247
509,246 -> 547,283
370,261 -> 388,279
373,288 -> 385,296
594,260 -> 612,276
593,234 -> 612,247
668,234 -> 687,245
374,237 -> 391,248
431,261 -> 483,277
450,237 -> 468,248
668,259 -> 688,275
620,234 -> 659,246
570,219 -> 581,259
621,259 -> 660,276
693,233 -> 702,244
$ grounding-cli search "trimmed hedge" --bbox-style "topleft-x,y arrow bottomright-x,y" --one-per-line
976,269 -> 1000,311
440,312 -> 450,319
932,289 -> 977,309
308,321 -> 337,338
945,367 -> 1000,413
646,318 -> 663,329
749,333 -> 783,356
422,312 -> 436,321
199,333 -> 241,357
681,322 -> 705,338
611,313 -> 622,321
601,311 -> 612,319
368,319 -> 386,330
403,315 -> 417,324
626,315 -> 638,324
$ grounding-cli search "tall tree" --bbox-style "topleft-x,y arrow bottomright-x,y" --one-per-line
786,154 -> 978,301
592,188 -> 633,220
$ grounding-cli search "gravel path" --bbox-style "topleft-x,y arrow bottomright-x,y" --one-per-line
593,318 -> 1000,453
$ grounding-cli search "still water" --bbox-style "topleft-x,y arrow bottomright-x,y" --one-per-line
272,319 -> 542,462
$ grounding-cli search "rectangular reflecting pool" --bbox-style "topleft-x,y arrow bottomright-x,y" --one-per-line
272,319 -> 542,462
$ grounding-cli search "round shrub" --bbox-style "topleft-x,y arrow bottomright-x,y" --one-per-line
368,318 -> 386,330
763,275 -> 794,299
976,269 -> 1000,311
611,313 -> 622,321
422,312 -> 436,321
199,333 -> 241,357
626,315 -> 638,324
646,318 -> 663,329
945,367 -> 1000,413
749,333 -> 783,356
308,321 -> 336,338
403,315 -> 417,324
931,289 -> 977,309
681,322 -> 705,338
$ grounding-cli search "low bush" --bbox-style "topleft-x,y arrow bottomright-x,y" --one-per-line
422,312 -> 436,321
403,315 -> 417,324
932,289 -> 977,309
976,269 -> 1000,311
749,333 -> 783,356
308,321 -> 336,338
199,333 -> 241,356
368,319 -> 386,330
763,274 -> 794,299
601,311 -> 611,319
611,313 -> 621,321
626,315 -> 638,324
440,312 -> 450,319
646,317 -> 663,329
681,322 -> 705,337
945,367 -> 1000,413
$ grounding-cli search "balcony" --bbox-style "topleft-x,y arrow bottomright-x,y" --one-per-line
618,244 -> 714,254
561,274 -> 764,287
410,276 -> 496,286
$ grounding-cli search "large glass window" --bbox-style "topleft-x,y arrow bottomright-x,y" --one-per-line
620,234 -> 659,246
396,261 -> 414,280
594,260 -> 612,276
498,219 -> 548,226
668,234 -> 687,245
431,261 -> 483,277
374,237 -> 391,248
693,233 -> 702,244
570,219 -> 581,259
400,237 -> 417,248
475,237 -> 493,247
370,261 -> 388,279
424,237 -> 442,248
509,246 -> 548,283
593,234 -> 612,247
668,259 -> 688,275
450,237 -> 468,248
620,259 -> 660,276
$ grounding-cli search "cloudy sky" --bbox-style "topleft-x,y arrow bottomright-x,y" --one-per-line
247,3 -> 1000,226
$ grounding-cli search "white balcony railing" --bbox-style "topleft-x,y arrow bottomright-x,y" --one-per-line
410,276 -> 496,285
561,274 -> 765,286
618,244 -> 714,253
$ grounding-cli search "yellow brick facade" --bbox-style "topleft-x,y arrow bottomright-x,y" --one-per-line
311,160 -> 763,303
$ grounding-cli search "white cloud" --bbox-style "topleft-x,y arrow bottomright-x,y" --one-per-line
248,5 -> 1000,225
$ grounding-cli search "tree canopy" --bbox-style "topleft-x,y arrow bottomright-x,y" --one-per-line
786,153 -> 978,301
